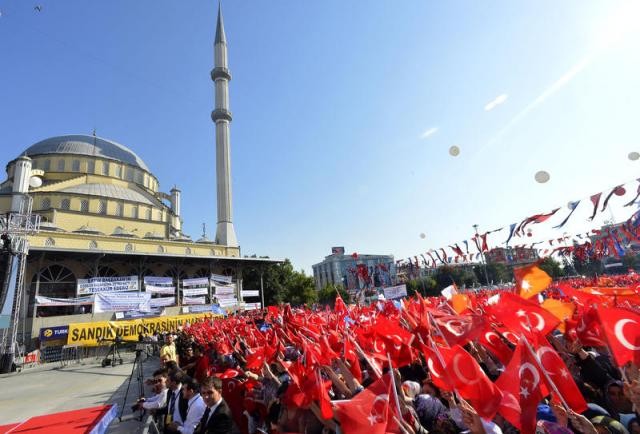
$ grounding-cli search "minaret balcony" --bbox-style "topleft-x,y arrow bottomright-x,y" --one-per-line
211,67 -> 232,81
211,108 -> 233,122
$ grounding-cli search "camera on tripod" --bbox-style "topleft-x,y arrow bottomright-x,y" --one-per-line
100,335 -> 124,367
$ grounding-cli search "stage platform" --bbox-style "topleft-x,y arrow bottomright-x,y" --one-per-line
0,404 -> 117,434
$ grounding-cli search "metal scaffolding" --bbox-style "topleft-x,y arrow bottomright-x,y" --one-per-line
0,197 -> 40,373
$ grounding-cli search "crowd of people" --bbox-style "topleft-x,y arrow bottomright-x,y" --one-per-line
131,270 -> 640,434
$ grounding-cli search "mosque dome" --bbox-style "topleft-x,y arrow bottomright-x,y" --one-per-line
22,135 -> 150,171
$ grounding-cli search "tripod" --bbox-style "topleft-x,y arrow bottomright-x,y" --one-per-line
101,338 -> 124,368
118,348 -> 146,422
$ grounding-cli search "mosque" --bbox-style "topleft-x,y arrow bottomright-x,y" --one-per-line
0,6 -> 274,349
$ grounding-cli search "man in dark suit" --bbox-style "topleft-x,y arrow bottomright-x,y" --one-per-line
195,376 -> 233,434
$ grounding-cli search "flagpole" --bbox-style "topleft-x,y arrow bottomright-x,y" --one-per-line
387,352 -> 403,419
473,224 -> 491,287
520,334 -> 570,411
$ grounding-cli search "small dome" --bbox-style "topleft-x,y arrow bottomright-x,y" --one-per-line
73,225 -> 103,235
23,135 -> 150,171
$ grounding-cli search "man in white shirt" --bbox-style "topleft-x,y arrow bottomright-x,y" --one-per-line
133,369 -> 168,414
166,376 -> 206,434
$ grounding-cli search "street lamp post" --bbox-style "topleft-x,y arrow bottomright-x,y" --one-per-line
473,224 -> 491,287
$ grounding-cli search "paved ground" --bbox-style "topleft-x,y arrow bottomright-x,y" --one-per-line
0,350 -> 160,433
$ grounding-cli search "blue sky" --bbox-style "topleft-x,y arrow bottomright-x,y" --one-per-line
1,1 -> 640,274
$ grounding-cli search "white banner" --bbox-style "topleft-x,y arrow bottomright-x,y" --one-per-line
383,284 -> 407,300
242,290 -> 260,297
243,302 -> 261,310
218,298 -> 238,307
182,277 -> 209,287
77,276 -> 139,295
215,285 -> 235,295
211,274 -> 232,284
145,285 -> 176,295
35,295 -> 94,306
182,287 -> 209,297
215,293 -> 237,300
182,296 -> 206,305
144,276 -> 173,285
149,296 -> 176,308
94,292 -> 151,313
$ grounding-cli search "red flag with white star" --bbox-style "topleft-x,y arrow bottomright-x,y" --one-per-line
496,341 -> 547,434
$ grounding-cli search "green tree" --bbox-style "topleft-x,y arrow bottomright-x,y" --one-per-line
538,257 -> 565,279
317,283 -> 351,305
434,266 -> 478,290
405,277 -> 438,297
242,259 -> 318,307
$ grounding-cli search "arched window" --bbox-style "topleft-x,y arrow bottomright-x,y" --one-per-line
44,237 -> 55,247
125,243 -> 134,252
185,247 -> 192,255
31,264 -> 78,316
72,160 -> 80,172
115,165 -> 122,178
157,245 -> 165,253
102,162 -> 109,176
87,160 -> 95,174
98,200 -> 107,215
146,208 -> 152,220
89,240 -> 98,249
84,266 -> 118,279
132,206 -> 139,219
80,200 -> 89,212
61,199 -> 70,210
40,197 -> 51,209
116,202 -> 124,217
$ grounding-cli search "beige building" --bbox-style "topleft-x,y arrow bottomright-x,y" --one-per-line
0,6 -> 275,354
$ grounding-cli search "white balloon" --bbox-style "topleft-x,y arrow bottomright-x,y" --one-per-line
449,145 -> 460,157
629,152 -> 640,161
535,170 -> 550,183
419,233 -> 426,239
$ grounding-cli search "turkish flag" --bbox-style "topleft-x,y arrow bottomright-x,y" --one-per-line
496,341 -> 547,434
433,314 -> 485,347
532,335 -> 587,413
574,307 -> 607,347
335,293 -> 348,316
597,307 -> 640,366
430,344 -> 502,418
478,325 -> 513,366
488,293 -> 560,337
344,336 -> 363,382
422,343 -> 455,393
514,264 -> 551,299
333,374 -> 398,434
244,347 -> 265,371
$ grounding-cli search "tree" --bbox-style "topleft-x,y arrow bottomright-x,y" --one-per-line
405,276 -> 438,297
433,266 -> 478,291
317,283 -> 351,306
538,257 -> 565,279
473,263 -> 513,286
242,259 -> 318,307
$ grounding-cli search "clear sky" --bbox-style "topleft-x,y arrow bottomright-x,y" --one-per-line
1,1 -> 640,274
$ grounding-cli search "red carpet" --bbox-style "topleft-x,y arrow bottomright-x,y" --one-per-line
0,404 -> 117,434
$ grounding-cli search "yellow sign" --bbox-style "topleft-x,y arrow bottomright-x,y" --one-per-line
67,313 -> 214,346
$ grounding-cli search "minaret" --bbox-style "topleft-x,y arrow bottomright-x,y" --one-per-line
212,3 -> 238,247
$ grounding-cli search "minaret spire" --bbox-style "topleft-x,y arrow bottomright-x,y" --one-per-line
212,2 -> 238,247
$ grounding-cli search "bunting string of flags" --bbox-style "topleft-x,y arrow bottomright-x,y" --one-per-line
401,178 -> 640,270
